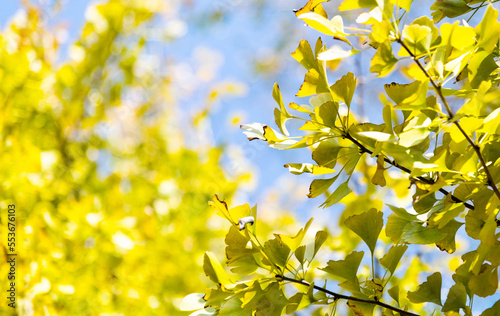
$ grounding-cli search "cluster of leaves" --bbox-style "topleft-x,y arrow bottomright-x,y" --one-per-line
185,0 -> 500,315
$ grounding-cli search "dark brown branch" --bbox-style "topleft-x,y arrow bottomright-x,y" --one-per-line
277,275 -> 419,316
343,132 -> 475,210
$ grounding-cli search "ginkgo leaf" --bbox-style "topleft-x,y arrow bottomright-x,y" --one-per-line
315,100 -> 339,127
384,80 -> 428,110
388,285 -> 400,305
225,226 -> 260,275
430,0 -> 471,22
380,245 -> 408,275
407,272 -> 442,305
330,72 -> 356,107
273,83 -> 294,135
203,252 -> 232,287
308,173 -> 340,198
320,251 -> 364,283
345,208 -> 383,254
370,40 -> 398,77
469,264 -> 498,298
298,12 -> 351,45
312,139 -> 343,168
264,238 -> 291,269
442,283 -> 467,312
475,5 -> 500,54
209,195 -> 251,226
294,0 -> 330,18
320,180 -> 352,207
275,218 -> 313,252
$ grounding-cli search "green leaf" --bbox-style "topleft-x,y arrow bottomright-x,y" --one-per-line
430,0 -> 471,23
219,296 -> 251,316
387,204 -> 419,222
399,24 -> 433,57
203,252 -> 232,287
275,218 -> 313,252
370,40 -> 398,77
264,238 -> 291,270
295,245 -> 306,264
468,51 -> 497,89
398,127 -> 431,148
388,285 -> 400,304
297,68 -> 331,97
344,208 -> 383,254
401,222 -> 447,244
312,139 -> 343,168
469,264 -> 498,297
315,101 -> 339,127
286,283 -> 315,313
386,214 -> 410,242
407,272 -> 442,305
210,194 -> 250,225
225,225 -> 260,275
330,72 -> 356,107
273,83 -> 294,135
379,245 -> 408,275
320,180 -> 352,207
442,283 -> 467,312
435,219 -> 463,254
320,251 -> 364,283
384,80 -> 428,110
308,230 -> 328,261
475,5 -> 500,54
291,40 -> 317,70
308,173 -> 340,198
347,300 -> 375,316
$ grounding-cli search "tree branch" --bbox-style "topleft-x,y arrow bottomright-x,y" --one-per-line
277,275 -> 419,316
343,132 -> 475,210
396,38 -> 500,206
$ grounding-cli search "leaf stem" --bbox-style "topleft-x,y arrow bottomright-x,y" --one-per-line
277,275 -> 419,316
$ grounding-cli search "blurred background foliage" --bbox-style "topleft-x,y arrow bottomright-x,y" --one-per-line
0,0 -> 306,314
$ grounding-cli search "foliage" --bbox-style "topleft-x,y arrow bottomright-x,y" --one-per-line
0,1 -> 263,315
184,0 -> 500,315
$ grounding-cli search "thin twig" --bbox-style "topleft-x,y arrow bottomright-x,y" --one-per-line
277,275 -> 419,316
343,132 -> 475,210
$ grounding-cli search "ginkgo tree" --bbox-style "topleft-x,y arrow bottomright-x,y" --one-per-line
183,0 -> 500,315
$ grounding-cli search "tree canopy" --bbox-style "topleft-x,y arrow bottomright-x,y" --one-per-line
182,0 -> 500,315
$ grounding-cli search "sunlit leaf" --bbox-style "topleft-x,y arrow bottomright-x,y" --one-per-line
344,208 -> 383,254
